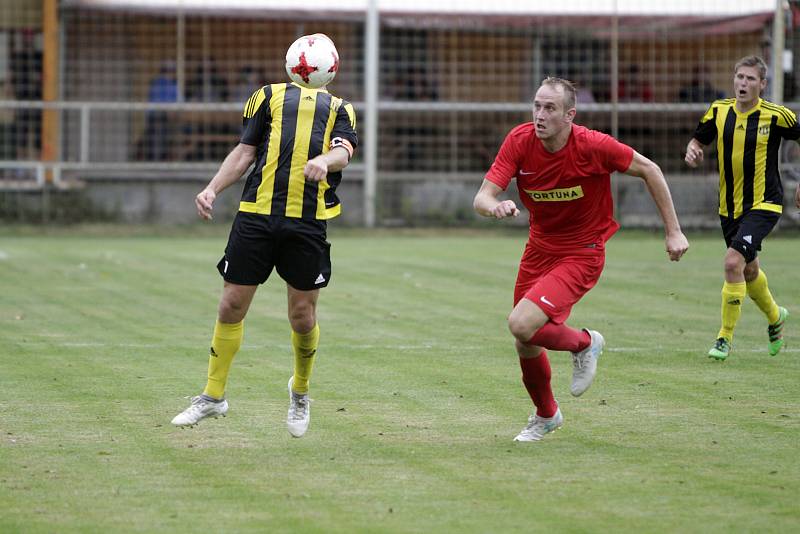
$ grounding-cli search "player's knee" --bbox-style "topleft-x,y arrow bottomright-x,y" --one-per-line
743,261 -> 760,280
288,306 -> 316,333
218,298 -> 248,323
723,255 -> 745,277
507,314 -> 534,342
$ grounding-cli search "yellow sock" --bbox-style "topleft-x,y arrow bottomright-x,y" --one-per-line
718,281 -> 746,341
746,269 -> 780,324
291,324 -> 319,395
203,320 -> 244,400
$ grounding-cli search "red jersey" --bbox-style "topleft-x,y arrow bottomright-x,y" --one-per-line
485,123 -> 634,254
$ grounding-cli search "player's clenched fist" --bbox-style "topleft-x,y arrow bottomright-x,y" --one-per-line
492,200 -> 520,219
196,188 -> 216,220
684,139 -> 704,168
304,156 -> 328,183
665,232 -> 690,262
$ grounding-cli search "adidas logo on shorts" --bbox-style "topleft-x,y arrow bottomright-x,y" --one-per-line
315,273 -> 326,285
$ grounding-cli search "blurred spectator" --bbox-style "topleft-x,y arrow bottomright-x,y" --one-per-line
565,68 -> 597,104
231,66 -> 264,103
576,84 -> 596,104
10,30 -> 42,159
386,66 -> 440,170
618,64 -> 653,102
679,65 -> 724,103
183,59 -> 235,161
144,60 -> 177,161
148,60 -> 178,103
187,59 -> 229,102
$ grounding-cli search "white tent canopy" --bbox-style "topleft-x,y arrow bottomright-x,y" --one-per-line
65,0 -> 777,17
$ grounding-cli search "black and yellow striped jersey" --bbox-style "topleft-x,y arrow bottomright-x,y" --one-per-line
238,82 -> 358,220
694,97 -> 800,218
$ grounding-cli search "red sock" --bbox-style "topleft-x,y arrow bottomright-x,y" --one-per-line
527,322 -> 590,352
519,351 -> 557,418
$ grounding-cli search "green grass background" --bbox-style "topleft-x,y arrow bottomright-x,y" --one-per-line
1,229 -> 798,533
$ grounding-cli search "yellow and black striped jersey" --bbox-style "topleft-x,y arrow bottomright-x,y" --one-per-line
694,97 -> 800,218
238,82 -> 358,220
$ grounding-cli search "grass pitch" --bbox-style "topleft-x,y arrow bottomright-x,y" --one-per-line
1,229 -> 798,533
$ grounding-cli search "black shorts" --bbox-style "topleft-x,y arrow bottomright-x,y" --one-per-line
719,210 -> 780,263
217,212 -> 331,290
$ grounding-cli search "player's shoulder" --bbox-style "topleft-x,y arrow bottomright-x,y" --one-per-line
571,124 -> 632,162
245,84 -> 271,98
243,85 -> 272,117
711,97 -> 735,108
504,122 -> 535,143
245,83 -> 276,103
760,99 -> 797,125
267,82 -> 291,93
572,123 -> 594,137
507,122 -> 534,135
760,98 -> 791,112
573,124 -> 613,144
327,92 -> 353,111
702,98 -> 734,116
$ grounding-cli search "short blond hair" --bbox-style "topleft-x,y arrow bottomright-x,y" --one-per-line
734,56 -> 768,80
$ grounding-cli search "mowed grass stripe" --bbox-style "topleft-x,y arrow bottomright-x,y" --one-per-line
1,231 -> 798,533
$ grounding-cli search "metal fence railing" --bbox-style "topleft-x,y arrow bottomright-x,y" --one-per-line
2,1 -> 800,226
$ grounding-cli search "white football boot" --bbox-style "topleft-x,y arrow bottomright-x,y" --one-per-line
171,395 -> 228,427
514,408 -> 564,442
287,377 -> 311,438
570,330 -> 604,397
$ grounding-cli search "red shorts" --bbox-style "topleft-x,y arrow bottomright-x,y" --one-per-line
513,245 -> 605,324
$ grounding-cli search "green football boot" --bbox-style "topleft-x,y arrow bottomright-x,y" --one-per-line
767,307 -> 788,356
708,337 -> 731,361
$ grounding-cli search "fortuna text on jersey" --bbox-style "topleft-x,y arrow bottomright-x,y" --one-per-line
523,185 -> 584,202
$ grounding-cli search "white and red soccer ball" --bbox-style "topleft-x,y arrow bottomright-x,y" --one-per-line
285,33 -> 339,89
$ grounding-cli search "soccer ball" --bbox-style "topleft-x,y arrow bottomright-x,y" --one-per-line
285,34 -> 339,89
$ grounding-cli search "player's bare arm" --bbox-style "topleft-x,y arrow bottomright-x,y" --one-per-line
303,144 -> 352,183
684,138 -> 705,168
473,179 -> 520,219
195,143 -> 257,220
625,151 -> 689,261
795,183 -> 800,208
